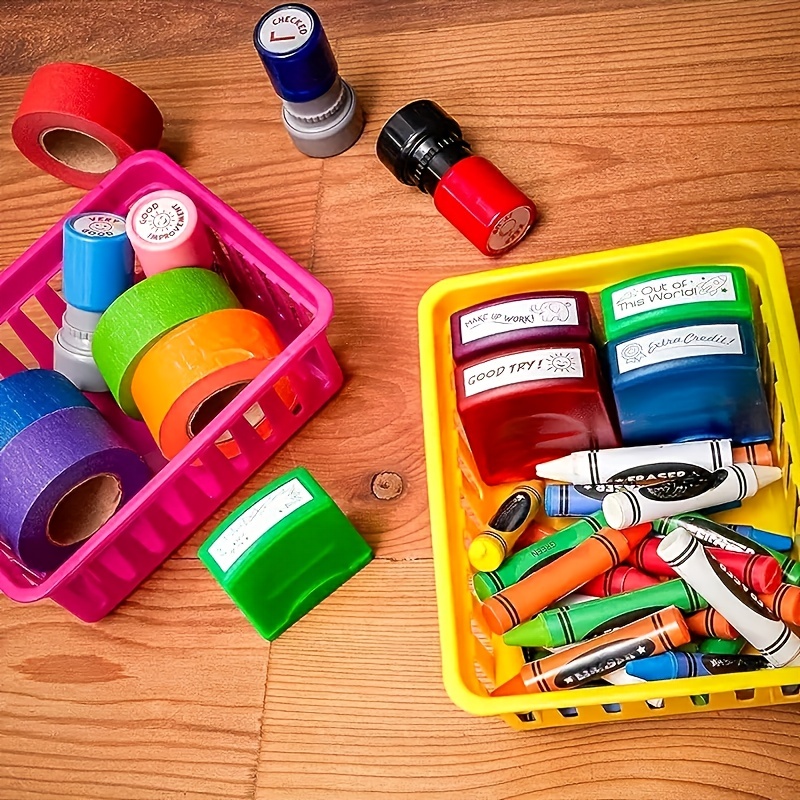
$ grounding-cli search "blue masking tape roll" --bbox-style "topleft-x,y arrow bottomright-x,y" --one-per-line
63,213 -> 135,312
0,368 -> 92,450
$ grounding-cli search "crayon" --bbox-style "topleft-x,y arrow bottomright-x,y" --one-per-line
604,667 -> 665,709
544,484 -> 612,517
536,439 -> 772,484
512,522 -> 556,553
731,524 -> 793,553
760,584 -> 800,626
581,566 -> 660,597
629,537 -> 782,593
626,651 -> 769,681
468,483 -> 543,572
482,523 -> 652,634
656,514 -> 800,586
678,642 -> 701,653
492,607 -> 690,695
658,527 -> 800,667
472,512 -> 608,601
699,637 -> 746,655
602,464 -> 781,528
687,608 -> 740,640
503,578 -> 706,648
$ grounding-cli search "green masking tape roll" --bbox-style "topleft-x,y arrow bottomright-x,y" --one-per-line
92,268 -> 241,417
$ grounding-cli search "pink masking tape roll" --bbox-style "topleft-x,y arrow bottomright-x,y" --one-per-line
126,189 -> 214,277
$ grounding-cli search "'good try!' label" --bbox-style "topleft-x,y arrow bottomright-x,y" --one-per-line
460,296 -> 579,344
207,478 -> 314,572
462,348 -> 584,397
611,271 -> 736,320
615,323 -> 743,375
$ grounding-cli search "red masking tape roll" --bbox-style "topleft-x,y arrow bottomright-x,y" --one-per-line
12,62 -> 164,189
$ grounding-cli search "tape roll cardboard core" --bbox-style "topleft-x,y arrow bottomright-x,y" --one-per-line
40,128 -> 117,173
189,382 -> 249,438
46,472 -> 122,546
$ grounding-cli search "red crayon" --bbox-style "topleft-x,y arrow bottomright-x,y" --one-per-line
629,538 -> 781,593
582,565 -> 661,597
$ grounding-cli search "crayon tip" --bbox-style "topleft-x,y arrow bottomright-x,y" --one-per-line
601,492 -> 631,530
503,615 -> 550,648
625,652 -> 678,681
490,671 -> 527,696
468,536 -> 504,572
535,454 -> 572,481
751,465 -> 782,488
481,599 -> 508,636
472,572 -> 495,601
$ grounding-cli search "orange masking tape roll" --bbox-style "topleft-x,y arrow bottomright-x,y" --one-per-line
12,63 -> 163,189
131,309 -> 296,459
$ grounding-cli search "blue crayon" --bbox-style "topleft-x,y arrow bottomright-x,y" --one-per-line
731,524 -> 793,553
626,651 -> 769,681
544,484 -> 609,516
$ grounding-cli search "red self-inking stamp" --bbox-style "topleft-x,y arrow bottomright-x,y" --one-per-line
376,100 -> 537,256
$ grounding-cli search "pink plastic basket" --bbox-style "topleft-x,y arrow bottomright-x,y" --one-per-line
0,151 -> 342,621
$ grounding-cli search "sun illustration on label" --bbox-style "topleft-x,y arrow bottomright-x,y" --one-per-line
546,352 -> 576,373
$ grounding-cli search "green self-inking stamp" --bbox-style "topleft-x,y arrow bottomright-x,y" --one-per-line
198,467 -> 373,640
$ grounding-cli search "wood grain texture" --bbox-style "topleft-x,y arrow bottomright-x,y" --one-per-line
1,0 -> 800,798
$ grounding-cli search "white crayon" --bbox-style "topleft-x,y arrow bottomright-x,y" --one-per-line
602,464 -> 781,529
657,527 -> 800,667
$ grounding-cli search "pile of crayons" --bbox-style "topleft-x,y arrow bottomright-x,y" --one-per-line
467,438 -> 799,699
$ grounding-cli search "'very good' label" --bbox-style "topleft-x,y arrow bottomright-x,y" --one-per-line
611,272 -> 736,320
460,296 -> 579,344
71,213 -> 126,238
615,323 -> 743,375
207,478 -> 314,572
462,348 -> 584,397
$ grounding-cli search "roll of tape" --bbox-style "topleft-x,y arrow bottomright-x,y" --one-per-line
92,268 -> 241,418
0,368 -> 92,450
12,62 -> 163,189
126,190 -> 214,277
131,308 -> 296,459
63,213 -> 135,312
0,405 -> 151,573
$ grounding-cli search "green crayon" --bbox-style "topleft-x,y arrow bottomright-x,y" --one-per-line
472,512 -> 607,601
699,637 -> 746,655
655,514 -> 800,586
679,642 -> 701,653
503,578 -> 707,648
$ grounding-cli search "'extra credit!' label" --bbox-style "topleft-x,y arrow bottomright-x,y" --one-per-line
258,6 -> 315,54
611,271 -> 736,320
134,198 -> 188,243
462,348 -> 584,397
460,296 -> 579,344
207,478 -> 314,572
71,213 -> 126,238
615,323 -> 743,375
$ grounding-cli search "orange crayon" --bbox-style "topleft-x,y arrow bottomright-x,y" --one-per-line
482,523 -> 651,635
688,608 -> 740,640
760,584 -> 800,626
492,606 -> 690,695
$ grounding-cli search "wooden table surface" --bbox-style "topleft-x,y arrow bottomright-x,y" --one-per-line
2,1 -> 800,798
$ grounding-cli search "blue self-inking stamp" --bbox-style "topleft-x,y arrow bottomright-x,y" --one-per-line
254,4 -> 364,157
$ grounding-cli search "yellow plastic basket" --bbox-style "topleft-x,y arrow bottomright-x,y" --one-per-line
419,228 -> 800,729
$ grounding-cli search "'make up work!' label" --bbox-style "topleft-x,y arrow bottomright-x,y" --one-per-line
462,348 -> 584,397
460,297 -> 579,344
615,323 -> 743,375
610,271 -> 736,320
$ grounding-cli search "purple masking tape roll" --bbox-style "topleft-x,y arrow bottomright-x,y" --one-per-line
0,404 -> 151,573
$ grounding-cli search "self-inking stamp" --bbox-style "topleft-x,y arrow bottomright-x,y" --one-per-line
376,100 -> 537,256
254,4 -> 364,157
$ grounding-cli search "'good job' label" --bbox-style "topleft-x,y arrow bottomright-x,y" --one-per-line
463,348 -> 584,397
460,296 -> 579,344
611,272 -> 736,320
616,323 -> 743,374
207,478 -> 314,572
